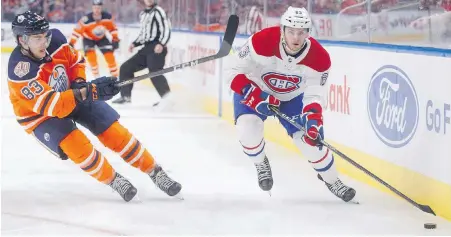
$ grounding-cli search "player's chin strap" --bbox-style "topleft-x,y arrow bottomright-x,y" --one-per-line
268,105 -> 436,216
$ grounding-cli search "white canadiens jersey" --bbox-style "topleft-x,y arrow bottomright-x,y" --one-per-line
225,26 -> 331,107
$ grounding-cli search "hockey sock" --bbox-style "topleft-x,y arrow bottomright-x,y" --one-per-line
97,121 -> 156,173
60,129 -> 115,184
236,114 -> 266,163
85,50 -> 99,77
293,131 -> 338,184
103,51 -> 119,77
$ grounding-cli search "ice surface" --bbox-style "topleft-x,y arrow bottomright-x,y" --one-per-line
2,53 -> 451,236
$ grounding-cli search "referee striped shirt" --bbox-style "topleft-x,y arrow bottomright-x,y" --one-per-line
133,4 -> 171,47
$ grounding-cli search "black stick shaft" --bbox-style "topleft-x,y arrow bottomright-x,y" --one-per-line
270,107 -> 435,216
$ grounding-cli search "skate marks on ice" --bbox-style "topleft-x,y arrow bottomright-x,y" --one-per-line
2,211 -> 127,236
2,116 -> 451,235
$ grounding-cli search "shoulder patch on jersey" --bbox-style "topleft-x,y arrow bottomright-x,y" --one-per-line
238,43 -> 250,59
81,16 -> 89,23
8,50 -> 41,81
320,72 -> 328,86
14,61 -> 30,78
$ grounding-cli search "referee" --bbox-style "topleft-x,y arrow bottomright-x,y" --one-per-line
113,0 -> 171,106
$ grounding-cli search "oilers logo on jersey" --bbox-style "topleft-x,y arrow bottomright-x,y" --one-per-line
92,25 -> 105,37
48,65 -> 70,92
262,72 -> 302,94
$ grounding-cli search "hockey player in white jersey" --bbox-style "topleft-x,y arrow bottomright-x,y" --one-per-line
225,7 -> 356,202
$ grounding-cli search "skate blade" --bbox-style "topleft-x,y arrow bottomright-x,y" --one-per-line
173,193 -> 184,200
133,194 -> 143,203
349,200 -> 360,204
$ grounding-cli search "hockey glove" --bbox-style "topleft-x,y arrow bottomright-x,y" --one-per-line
112,41 -> 119,50
72,77 -> 120,103
299,102 -> 324,147
70,79 -> 87,90
241,83 -> 280,116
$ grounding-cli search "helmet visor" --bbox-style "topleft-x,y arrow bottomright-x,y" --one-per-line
24,30 -> 52,48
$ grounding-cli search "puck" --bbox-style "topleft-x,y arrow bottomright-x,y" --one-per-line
424,223 -> 437,229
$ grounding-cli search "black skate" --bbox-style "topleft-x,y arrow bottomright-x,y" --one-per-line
108,172 -> 137,202
318,174 -> 356,202
149,164 -> 182,198
254,156 -> 273,192
112,96 -> 131,104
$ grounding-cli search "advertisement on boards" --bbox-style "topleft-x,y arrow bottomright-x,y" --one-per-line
327,75 -> 351,115
367,65 -> 419,148
425,99 -> 451,135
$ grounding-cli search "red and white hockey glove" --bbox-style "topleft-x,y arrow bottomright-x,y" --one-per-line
300,102 -> 324,147
241,83 -> 280,116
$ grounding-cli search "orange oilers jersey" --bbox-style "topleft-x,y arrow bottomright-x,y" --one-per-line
70,12 -> 119,45
7,29 -> 86,134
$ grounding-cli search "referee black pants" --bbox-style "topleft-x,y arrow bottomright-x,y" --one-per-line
118,42 -> 170,98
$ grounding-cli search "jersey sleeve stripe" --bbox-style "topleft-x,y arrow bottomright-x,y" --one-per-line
39,91 -> 56,115
47,92 -> 61,116
32,90 -> 53,113
17,114 -> 43,124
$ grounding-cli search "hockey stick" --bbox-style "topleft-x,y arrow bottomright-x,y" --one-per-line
115,15 -> 239,88
269,106 -> 436,216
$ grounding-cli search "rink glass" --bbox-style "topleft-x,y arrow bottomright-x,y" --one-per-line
1,0 -> 449,48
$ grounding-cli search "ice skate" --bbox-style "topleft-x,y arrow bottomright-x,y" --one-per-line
112,96 -> 131,104
254,156 -> 273,193
149,164 -> 183,199
108,172 -> 137,202
318,174 -> 356,202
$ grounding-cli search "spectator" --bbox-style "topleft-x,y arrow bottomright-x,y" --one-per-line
340,0 -> 365,14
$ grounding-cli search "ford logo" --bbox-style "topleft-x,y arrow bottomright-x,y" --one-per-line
367,65 -> 419,148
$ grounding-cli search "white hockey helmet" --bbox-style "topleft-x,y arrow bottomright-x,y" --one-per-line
280,7 -> 312,30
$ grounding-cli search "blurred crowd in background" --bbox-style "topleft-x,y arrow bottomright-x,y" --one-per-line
2,0 -> 451,47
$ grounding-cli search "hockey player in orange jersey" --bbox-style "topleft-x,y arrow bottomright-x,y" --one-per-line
7,11 -> 182,202
69,0 -> 120,78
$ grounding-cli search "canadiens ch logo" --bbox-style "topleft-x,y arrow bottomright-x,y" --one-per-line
261,72 -> 302,94
48,65 -> 69,92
